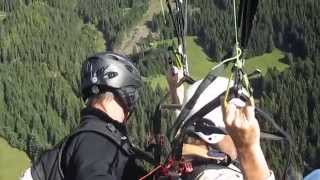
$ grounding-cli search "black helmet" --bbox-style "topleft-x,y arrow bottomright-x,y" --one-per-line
81,52 -> 142,112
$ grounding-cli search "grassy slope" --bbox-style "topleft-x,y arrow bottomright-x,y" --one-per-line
186,37 -> 214,79
148,36 -> 288,89
0,137 -> 30,180
0,11 -> 6,21
245,49 -> 288,75
147,36 -> 214,89
115,0 -> 163,54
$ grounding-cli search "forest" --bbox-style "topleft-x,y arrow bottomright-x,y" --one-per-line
0,0 -> 319,179
152,0 -> 320,60
0,0 -> 153,160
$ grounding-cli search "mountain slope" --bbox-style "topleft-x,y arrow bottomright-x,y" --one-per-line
0,137 -> 30,180
115,0 -> 162,54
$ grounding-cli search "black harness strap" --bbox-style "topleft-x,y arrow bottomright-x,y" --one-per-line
166,0 -> 181,44
182,87 -> 236,131
57,116 -> 133,179
170,71 -> 218,140
168,72 -> 221,160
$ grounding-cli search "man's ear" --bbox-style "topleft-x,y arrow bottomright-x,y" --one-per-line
102,92 -> 114,105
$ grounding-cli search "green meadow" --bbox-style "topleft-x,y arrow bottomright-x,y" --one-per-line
0,137 -> 30,180
148,36 -> 288,89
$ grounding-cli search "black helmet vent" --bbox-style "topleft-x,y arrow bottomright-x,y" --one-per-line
105,71 -> 118,79
88,56 -> 99,62
108,54 -> 120,61
125,64 -> 133,73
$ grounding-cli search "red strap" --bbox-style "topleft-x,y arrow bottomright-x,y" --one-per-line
179,161 -> 193,174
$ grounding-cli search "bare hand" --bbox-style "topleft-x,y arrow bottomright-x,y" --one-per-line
221,97 -> 271,180
166,66 -> 184,89
221,97 -> 260,150
166,66 -> 184,105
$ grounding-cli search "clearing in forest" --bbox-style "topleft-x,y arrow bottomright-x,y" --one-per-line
0,137 -> 30,180
147,36 -> 288,89
115,0 -> 163,55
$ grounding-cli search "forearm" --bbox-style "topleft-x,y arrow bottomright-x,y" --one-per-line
238,145 -> 270,180
169,85 -> 184,116
169,85 -> 184,105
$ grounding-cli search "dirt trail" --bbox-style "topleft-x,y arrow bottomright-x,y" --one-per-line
115,0 -> 162,55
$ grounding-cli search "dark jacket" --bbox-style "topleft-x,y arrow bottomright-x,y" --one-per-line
61,107 -> 146,180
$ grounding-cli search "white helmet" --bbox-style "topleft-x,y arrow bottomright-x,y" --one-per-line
183,76 -> 246,144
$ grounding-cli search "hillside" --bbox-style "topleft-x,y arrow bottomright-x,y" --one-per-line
0,137 -> 30,180
115,0 -> 162,55
0,0 -> 319,179
0,0 -> 150,161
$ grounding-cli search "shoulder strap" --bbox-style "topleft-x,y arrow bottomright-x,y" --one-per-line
76,116 -> 132,154
170,72 -> 218,140
57,115 -> 133,179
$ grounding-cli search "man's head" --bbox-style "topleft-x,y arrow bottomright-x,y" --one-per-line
85,92 -> 128,122
81,52 -> 142,122
183,77 -> 241,159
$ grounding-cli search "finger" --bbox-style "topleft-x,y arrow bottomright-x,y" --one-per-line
244,105 -> 256,123
234,108 -> 244,127
166,69 -> 174,77
230,98 -> 246,108
170,67 -> 177,76
225,102 -> 237,126
247,96 -> 255,107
